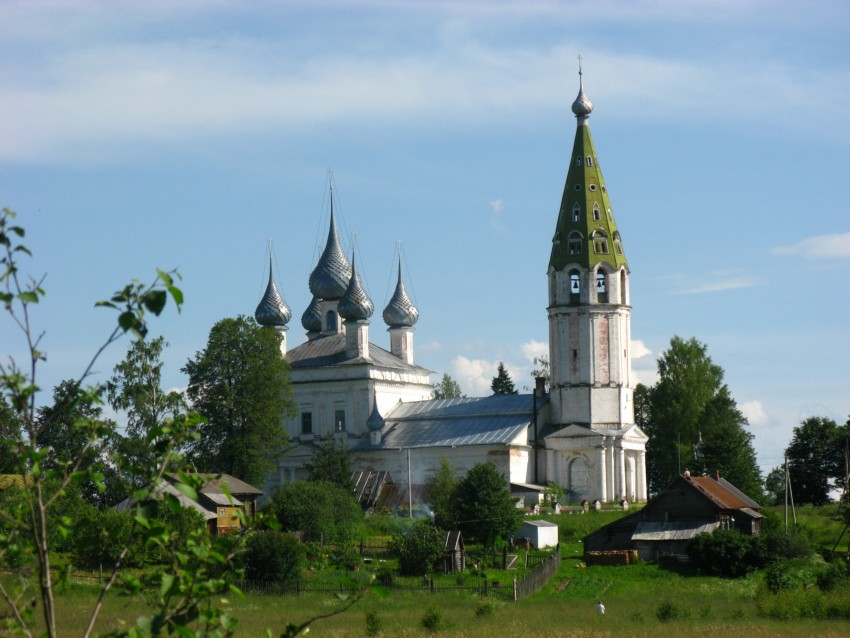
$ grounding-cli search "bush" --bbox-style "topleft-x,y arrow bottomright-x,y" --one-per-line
686,529 -> 755,577
656,599 -> 691,622
390,520 -> 445,576
420,606 -> 446,634
244,530 -> 304,582
364,608 -> 383,637
265,481 -> 362,544
817,559 -> 849,592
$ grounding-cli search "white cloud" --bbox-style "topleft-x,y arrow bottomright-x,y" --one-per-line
630,339 -> 652,360
451,355 -> 497,396
521,339 -> 547,362
676,276 -> 761,294
740,400 -> 769,427
772,232 -> 850,260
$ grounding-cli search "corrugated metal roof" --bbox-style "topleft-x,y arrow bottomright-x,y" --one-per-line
686,476 -> 751,510
286,332 -> 429,373
196,473 -> 263,496
632,521 -> 718,541
203,492 -> 244,507
353,395 -> 534,450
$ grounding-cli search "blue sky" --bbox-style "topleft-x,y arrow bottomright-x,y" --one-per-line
2,0 -> 848,475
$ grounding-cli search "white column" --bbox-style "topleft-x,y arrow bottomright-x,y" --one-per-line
597,445 -> 607,501
605,440 -> 614,501
616,447 -> 626,500
636,451 -> 647,501
546,449 -> 556,484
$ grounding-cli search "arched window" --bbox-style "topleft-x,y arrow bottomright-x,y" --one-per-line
596,270 -> 608,303
592,203 -> 601,221
567,231 -> 583,255
591,230 -> 609,254
569,270 -> 581,304
572,202 -> 581,222
326,310 -> 338,333
575,155 -> 582,166
586,156 -> 593,167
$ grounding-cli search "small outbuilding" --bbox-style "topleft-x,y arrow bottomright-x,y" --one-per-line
518,520 -> 559,549
443,530 -> 466,573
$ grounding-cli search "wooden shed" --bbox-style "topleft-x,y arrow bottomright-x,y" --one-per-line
443,530 -> 466,573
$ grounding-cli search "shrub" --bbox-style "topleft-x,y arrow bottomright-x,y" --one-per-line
243,530 -> 304,582
390,520 -> 445,576
817,559 -> 849,592
656,599 -> 690,622
364,608 -> 383,637
686,529 -> 755,577
421,606 -> 446,634
265,480 -> 362,544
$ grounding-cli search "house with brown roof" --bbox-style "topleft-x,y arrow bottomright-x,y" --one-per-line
115,473 -> 262,536
583,473 -> 763,563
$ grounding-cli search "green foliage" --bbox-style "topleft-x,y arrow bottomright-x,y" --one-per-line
817,559 -> 849,592
265,480 -> 363,544
641,336 -> 762,496
433,373 -> 465,399
542,481 -> 564,508
687,529 -> 758,578
244,530 -> 305,582
656,599 -> 692,622
307,435 -> 354,491
425,457 -> 457,529
183,315 -> 296,486
453,462 -> 523,549
390,520 -> 445,576
420,606 -> 446,634
764,466 -> 786,505
785,416 -> 846,505
490,362 -> 518,396
364,608 -> 383,636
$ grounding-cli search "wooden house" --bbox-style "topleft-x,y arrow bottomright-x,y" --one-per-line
442,530 -> 466,573
583,473 -> 763,563
115,473 -> 262,536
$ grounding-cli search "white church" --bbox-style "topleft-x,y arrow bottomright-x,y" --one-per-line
254,71 -> 648,506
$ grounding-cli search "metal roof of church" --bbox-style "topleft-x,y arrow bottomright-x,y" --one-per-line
358,394 -> 534,449
286,332 -> 430,373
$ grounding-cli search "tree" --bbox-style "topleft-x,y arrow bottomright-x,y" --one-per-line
530,355 -> 550,391
106,336 -> 187,487
785,416 -> 843,505
490,362 -> 518,396
452,462 -> 523,550
390,520 -> 445,576
641,336 -> 761,496
426,457 -> 457,529
763,466 -> 786,506
433,373 -> 465,399
265,480 -> 363,545
244,531 -> 305,582
307,435 -> 354,491
183,316 -> 296,487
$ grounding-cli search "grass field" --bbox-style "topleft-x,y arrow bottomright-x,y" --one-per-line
6,506 -> 850,636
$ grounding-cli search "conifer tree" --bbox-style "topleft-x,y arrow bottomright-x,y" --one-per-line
490,362 -> 518,396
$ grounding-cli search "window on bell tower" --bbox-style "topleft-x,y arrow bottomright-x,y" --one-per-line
592,230 -> 609,254
596,270 -> 608,303
567,231 -> 582,255
572,203 -> 580,222
569,270 -> 581,304
592,203 -> 601,221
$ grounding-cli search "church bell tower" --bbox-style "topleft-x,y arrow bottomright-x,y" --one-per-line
545,65 -> 647,502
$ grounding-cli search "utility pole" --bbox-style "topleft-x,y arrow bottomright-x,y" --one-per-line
407,448 -> 413,519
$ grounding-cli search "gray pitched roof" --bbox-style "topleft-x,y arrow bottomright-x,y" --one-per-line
286,332 -> 429,373
356,394 -> 533,450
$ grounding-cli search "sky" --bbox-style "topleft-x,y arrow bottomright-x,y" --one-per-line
2,0 -> 848,476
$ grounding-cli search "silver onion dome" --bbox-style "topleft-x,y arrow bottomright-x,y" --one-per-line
366,400 -> 385,432
301,295 -> 322,332
383,262 -> 419,328
338,256 -> 374,321
254,258 -> 291,327
308,200 -> 352,300
571,66 -> 593,117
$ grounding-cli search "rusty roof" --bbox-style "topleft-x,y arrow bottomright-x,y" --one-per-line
684,475 -> 756,511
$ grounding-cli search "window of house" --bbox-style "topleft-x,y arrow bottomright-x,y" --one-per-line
301,411 -> 313,435
592,231 -> 609,254
586,156 -> 593,167
567,231 -> 582,255
572,203 -> 581,222
592,203 -> 601,221
218,507 -> 226,518
334,409 -> 346,432
326,310 -> 337,332
576,156 -> 582,166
